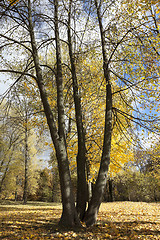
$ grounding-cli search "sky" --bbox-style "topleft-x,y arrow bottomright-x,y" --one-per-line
0,77 -> 10,95
0,70 -> 15,96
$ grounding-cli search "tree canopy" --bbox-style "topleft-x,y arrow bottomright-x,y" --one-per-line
0,0 -> 159,228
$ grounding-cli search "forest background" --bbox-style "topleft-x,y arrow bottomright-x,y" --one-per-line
0,0 -> 160,227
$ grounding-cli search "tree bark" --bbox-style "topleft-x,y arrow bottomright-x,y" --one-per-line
86,159 -> 92,203
84,83 -> 112,226
27,0 -> 80,227
84,0 -> 112,226
23,112 -> 29,204
0,154 -> 12,193
68,0 -> 87,220
108,178 -> 113,202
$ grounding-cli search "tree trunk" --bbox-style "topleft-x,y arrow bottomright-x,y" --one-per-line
0,154 -> 12,193
108,179 -> 113,202
84,0 -> 112,226
84,83 -> 112,226
0,141 -> 14,194
68,0 -> 87,220
27,0 -> 80,227
23,113 -> 29,204
15,175 -> 19,201
86,159 -> 92,203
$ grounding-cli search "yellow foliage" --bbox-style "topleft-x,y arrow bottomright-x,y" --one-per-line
64,53 -> 134,181
8,0 -> 19,5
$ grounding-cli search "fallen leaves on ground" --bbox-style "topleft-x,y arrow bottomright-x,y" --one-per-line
0,201 -> 160,239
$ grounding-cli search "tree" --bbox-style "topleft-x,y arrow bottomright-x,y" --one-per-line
0,88 -> 40,201
36,168 -> 53,202
67,0 -> 88,219
0,0 -> 159,228
0,102 -> 24,196
28,0 -> 80,226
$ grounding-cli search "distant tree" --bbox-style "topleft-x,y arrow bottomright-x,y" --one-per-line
0,94 -> 40,201
36,168 -> 53,202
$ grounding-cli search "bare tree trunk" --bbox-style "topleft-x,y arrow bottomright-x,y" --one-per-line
86,159 -> 92,203
27,0 -> 80,227
84,0 -> 112,226
0,154 -> 12,193
0,139 -> 15,193
108,178 -> 113,202
84,83 -> 112,226
23,112 -> 29,204
68,0 -> 87,220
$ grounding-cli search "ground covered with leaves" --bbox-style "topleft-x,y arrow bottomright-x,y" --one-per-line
0,201 -> 160,239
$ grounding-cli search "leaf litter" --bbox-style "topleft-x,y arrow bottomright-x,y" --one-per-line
0,201 -> 160,239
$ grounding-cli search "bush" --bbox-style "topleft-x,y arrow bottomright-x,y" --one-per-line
111,169 -> 160,202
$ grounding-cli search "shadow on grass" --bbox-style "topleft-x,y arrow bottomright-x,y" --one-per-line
0,200 -> 61,206
0,201 -> 160,239
1,216 -> 60,239
98,220 -> 160,238
1,218 -> 160,239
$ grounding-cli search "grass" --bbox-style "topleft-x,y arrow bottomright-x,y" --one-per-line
0,201 -> 160,239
